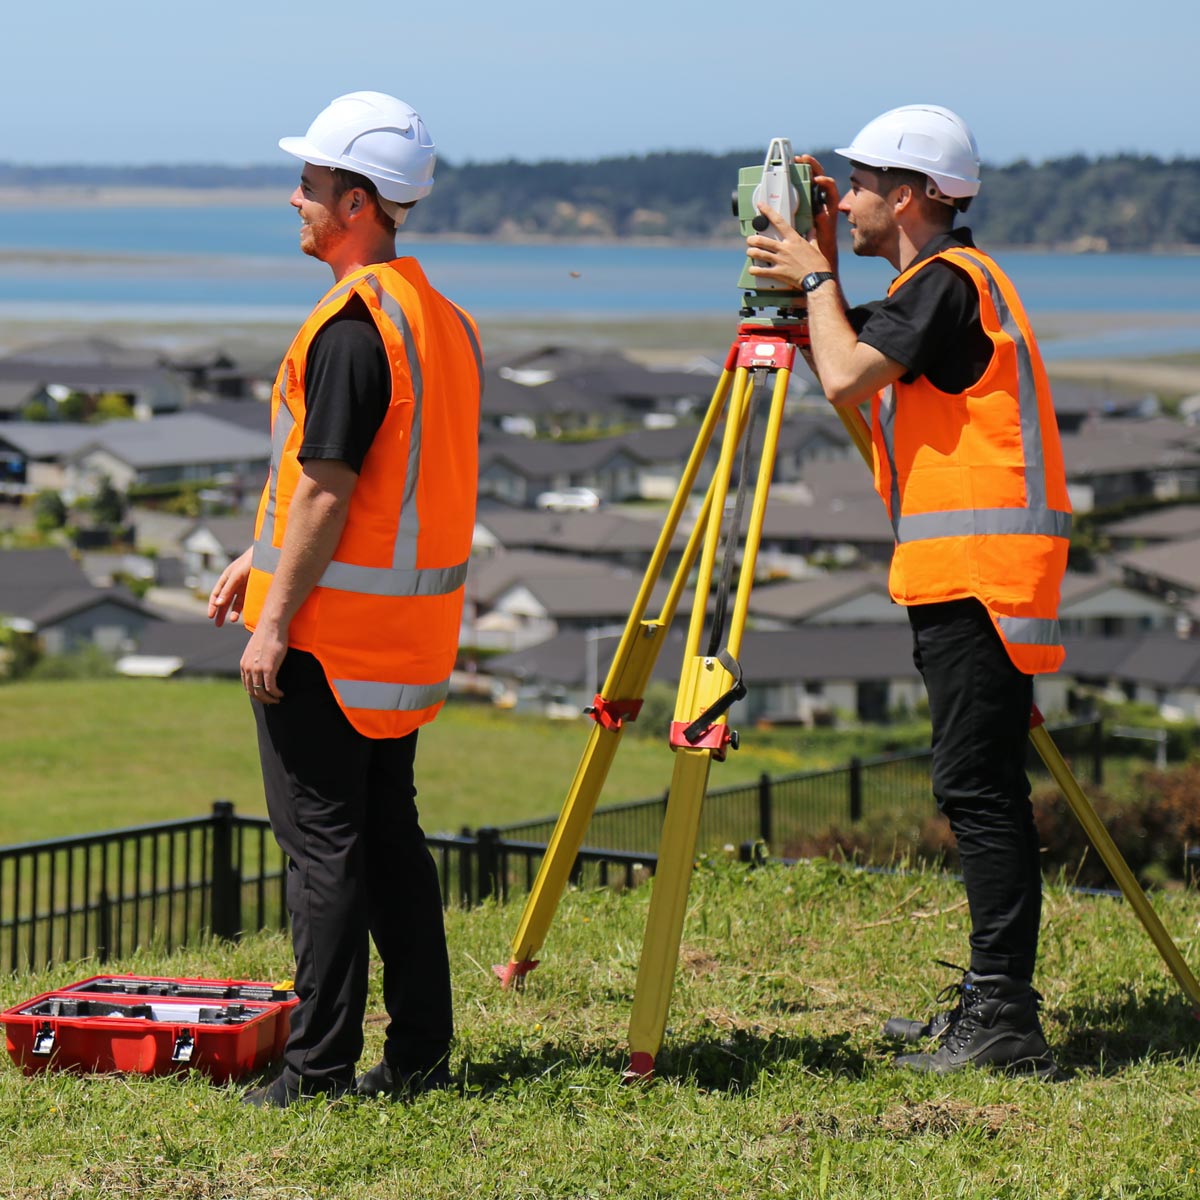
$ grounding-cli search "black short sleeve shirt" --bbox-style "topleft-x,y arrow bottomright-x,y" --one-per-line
299,292 -> 391,474
849,227 -> 996,395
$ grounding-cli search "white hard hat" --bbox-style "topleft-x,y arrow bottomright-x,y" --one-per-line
835,104 -> 981,200
279,91 -> 436,202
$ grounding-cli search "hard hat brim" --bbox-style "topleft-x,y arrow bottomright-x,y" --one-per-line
832,145 -> 979,198
278,136 -> 434,202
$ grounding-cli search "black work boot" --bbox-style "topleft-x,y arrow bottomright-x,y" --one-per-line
893,972 -> 1057,1077
883,961 -> 967,1044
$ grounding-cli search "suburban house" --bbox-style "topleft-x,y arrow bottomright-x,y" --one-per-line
0,546 -> 160,657
62,413 -> 270,499
1103,504 -> 1200,552
0,422 -> 99,493
1059,415 -> 1200,512
179,515 -> 257,593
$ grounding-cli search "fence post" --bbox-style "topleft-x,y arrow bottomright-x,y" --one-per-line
476,827 -> 502,903
849,756 -> 863,823
459,826 -> 475,907
96,888 -> 112,965
1092,718 -> 1104,788
758,773 -> 773,848
210,801 -> 242,941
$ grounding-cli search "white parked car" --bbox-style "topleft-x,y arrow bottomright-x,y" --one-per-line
535,486 -> 601,512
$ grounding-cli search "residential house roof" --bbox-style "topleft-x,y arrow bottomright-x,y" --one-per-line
1102,504 -> 1200,545
0,548 -> 95,620
488,623 -> 920,690
67,413 -> 271,470
1063,632 -> 1200,689
475,506 -> 674,558
1059,415 -> 1200,476
1117,535 -> 1200,596
181,515 -> 257,557
0,421 -> 99,460
189,399 -> 271,434
747,570 -> 899,624
124,617 -> 247,677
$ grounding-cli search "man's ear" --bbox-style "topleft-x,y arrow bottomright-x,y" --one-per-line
891,183 -> 914,214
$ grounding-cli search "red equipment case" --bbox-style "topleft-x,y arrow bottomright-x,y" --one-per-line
2,974 -> 298,1083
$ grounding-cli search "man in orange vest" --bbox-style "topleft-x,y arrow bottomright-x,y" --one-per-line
207,92 -> 482,1106
746,105 -> 1069,1076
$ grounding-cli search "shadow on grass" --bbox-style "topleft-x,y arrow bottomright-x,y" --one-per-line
460,1027 -> 869,1096
1050,982 -> 1200,1075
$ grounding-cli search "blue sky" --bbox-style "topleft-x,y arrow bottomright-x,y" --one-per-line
7,1 -> 1198,167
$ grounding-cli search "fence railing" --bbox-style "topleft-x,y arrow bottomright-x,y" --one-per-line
0,718 -> 1109,974
496,718 -> 1105,856
0,804 -> 657,975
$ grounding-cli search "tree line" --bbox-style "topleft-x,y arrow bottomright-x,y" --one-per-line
2,152 -> 1197,250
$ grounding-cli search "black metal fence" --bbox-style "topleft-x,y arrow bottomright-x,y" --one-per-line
496,718 -> 1105,856
0,718 -> 1107,974
0,804 -> 655,974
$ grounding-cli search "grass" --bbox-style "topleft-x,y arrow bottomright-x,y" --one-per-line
0,678 -> 879,845
2,859 -> 1199,1198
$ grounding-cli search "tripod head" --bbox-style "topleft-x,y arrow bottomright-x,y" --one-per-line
732,138 -> 817,321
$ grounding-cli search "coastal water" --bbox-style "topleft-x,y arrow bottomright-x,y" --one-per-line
0,204 -> 1196,357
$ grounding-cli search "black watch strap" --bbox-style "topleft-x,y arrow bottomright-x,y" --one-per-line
800,271 -> 836,294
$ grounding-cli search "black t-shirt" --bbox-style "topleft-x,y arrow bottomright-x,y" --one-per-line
849,227 -> 996,395
299,292 -> 391,474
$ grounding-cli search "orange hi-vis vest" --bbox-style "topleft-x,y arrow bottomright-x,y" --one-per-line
243,258 -> 482,738
870,245 -> 1071,675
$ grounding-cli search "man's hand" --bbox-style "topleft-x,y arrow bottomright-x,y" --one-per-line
798,154 -> 841,275
241,618 -> 287,705
208,547 -> 253,627
746,203 -> 833,290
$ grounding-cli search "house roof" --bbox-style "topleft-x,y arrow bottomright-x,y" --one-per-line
475,506 -> 674,557
466,549 -> 633,606
0,547 -> 94,619
488,623 -> 921,690
128,617 -> 247,677
0,421 -> 99,459
0,336 -> 161,370
189,399 -> 271,434
1102,504 -> 1200,543
1059,415 -> 1200,476
1063,632 -> 1200,689
182,515 -> 257,555
760,495 -> 894,543
68,413 -> 271,470
1117,536 -> 1200,593
747,570 -> 897,622
0,547 -> 154,629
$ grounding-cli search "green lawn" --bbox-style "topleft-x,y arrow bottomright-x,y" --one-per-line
2,861 -> 1198,1198
0,678 -> 859,845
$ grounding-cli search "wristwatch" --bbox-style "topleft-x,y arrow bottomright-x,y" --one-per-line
800,271 -> 836,294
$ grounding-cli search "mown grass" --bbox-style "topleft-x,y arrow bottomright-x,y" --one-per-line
0,677 -> 867,845
2,860 -> 1198,1199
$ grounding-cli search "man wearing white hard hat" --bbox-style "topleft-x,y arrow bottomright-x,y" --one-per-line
208,92 -> 482,1106
747,106 -> 1070,1077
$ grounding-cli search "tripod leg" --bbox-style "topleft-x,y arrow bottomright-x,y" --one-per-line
1031,720 -> 1200,1009
837,400 -> 1200,1008
626,748 -> 713,1080
495,362 -> 739,987
624,365 -> 788,1079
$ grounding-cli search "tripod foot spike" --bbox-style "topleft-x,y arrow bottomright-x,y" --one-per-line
623,1051 -> 655,1083
493,959 -> 539,990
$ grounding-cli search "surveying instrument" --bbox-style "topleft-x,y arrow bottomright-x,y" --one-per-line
494,139 -> 1200,1081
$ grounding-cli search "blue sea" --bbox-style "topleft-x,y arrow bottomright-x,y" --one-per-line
0,204 -> 1197,358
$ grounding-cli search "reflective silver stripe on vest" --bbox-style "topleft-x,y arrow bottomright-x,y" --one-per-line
996,615 -> 1062,646
450,304 -> 484,393
254,371 -> 294,556
251,541 -> 467,596
332,676 -> 450,712
253,269 -> 470,598
896,507 -> 1073,541
878,249 -> 1071,546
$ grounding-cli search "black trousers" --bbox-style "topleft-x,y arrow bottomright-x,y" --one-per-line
908,598 -> 1042,981
253,649 -> 453,1090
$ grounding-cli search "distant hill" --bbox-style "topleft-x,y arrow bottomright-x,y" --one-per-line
2,152 -> 1197,250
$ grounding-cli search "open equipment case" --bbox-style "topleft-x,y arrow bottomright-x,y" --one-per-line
2,974 -> 298,1083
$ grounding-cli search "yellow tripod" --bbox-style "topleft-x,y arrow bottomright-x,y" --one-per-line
495,319 -> 1200,1081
